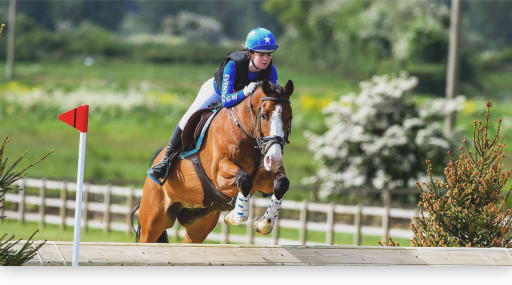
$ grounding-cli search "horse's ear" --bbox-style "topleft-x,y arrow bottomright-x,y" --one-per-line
284,80 -> 294,96
262,79 -> 271,95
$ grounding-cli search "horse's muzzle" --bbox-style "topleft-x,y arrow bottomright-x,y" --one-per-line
263,144 -> 283,172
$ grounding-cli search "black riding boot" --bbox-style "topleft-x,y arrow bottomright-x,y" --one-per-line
147,126 -> 183,184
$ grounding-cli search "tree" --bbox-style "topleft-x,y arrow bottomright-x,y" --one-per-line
463,0 -> 512,50
411,102 -> 512,247
51,0 -> 129,31
305,73 -> 462,199
136,0 -> 281,38
265,0 -> 449,77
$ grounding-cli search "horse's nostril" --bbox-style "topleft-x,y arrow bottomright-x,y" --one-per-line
265,156 -> 271,166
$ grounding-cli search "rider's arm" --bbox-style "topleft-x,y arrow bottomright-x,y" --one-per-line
269,65 -> 278,85
220,61 -> 247,108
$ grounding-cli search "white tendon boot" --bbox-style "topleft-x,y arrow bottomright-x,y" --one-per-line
253,194 -> 282,235
224,192 -> 250,225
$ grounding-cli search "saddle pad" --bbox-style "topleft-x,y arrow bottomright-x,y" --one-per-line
182,108 -> 210,150
180,109 -> 219,159
194,111 -> 214,143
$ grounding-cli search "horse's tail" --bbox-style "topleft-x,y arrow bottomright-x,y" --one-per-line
130,200 -> 141,242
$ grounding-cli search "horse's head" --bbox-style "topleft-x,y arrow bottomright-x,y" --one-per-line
252,79 -> 294,172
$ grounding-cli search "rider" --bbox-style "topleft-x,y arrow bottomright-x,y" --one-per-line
147,27 -> 279,185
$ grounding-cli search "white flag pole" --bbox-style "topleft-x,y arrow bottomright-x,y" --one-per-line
72,132 -> 87,266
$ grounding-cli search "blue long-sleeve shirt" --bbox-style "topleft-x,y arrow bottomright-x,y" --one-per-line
213,61 -> 278,108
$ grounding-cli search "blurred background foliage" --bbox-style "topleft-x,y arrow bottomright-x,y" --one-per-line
0,0 -> 510,97
0,0 -> 511,206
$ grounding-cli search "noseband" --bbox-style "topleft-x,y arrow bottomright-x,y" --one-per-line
229,87 -> 292,158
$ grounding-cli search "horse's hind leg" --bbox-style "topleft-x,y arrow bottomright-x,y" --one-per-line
138,178 -> 175,243
182,211 -> 221,243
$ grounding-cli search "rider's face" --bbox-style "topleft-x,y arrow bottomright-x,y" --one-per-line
250,52 -> 272,70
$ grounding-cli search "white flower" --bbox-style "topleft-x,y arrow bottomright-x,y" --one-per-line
4,86 -> 158,113
306,72 -> 454,196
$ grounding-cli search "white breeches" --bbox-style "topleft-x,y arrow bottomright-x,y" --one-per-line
178,77 -> 221,130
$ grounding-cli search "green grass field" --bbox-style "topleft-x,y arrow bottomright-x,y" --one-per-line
0,219 -> 411,246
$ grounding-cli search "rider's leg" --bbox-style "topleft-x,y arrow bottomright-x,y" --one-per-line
148,78 -> 220,184
147,125 -> 183,182
178,77 -> 220,130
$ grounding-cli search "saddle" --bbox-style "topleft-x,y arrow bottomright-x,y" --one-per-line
180,102 -> 222,158
182,108 -> 214,151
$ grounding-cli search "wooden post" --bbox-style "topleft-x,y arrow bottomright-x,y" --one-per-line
126,188 -> 134,235
83,183 -> 89,233
312,188 -> 319,202
444,0 -> 461,137
299,201 -> 308,245
272,217 -> 280,245
326,203 -> 335,245
39,179 -> 46,228
354,204 -> 362,246
60,181 -> 67,230
0,194 -> 4,220
6,0 -> 16,81
104,184 -> 111,233
18,179 -> 25,224
0,181 -> 6,219
382,189 -> 391,242
221,215 -> 229,244
246,199 -> 255,244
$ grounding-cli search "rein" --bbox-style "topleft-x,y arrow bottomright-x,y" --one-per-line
229,85 -> 292,158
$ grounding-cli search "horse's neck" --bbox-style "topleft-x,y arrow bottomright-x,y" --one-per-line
229,93 -> 260,138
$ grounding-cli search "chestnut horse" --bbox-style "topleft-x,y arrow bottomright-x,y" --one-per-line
133,79 -> 294,243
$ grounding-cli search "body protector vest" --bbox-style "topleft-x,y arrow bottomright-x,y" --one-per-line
214,50 -> 273,93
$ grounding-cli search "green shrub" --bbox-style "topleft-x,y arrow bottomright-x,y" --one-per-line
406,63 -> 446,96
132,42 -> 236,64
412,102 -> 512,247
478,47 -> 512,71
0,137 -> 52,265
0,231 -> 44,266
58,22 -> 130,58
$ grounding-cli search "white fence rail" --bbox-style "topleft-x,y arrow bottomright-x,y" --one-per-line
1,178 -> 417,245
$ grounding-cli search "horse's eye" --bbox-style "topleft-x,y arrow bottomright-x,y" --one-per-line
262,114 -> 269,120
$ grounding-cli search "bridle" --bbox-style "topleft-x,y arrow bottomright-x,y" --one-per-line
229,83 -> 292,157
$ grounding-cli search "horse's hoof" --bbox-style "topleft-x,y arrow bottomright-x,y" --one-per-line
253,216 -> 273,235
224,211 -> 247,226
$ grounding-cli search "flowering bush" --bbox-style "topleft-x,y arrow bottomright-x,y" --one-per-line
3,83 -> 158,114
305,73 -> 464,198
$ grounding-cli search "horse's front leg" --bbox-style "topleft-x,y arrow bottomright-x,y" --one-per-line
216,158 -> 253,226
253,172 -> 290,235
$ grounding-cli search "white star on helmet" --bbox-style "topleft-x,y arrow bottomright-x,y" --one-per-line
264,36 -> 271,43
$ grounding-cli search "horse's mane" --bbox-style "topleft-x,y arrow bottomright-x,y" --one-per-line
255,80 -> 285,98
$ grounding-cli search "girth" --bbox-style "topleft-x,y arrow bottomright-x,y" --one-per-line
188,153 -> 236,211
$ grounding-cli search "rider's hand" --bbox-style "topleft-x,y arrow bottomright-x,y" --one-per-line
243,82 -> 257,97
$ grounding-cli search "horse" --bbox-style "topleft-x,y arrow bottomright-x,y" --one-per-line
132,79 -> 294,243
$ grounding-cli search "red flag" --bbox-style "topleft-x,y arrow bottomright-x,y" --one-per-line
58,105 -> 89,133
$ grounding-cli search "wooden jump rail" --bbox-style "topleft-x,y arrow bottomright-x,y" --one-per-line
15,241 -> 512,266
2,178 -> 418,245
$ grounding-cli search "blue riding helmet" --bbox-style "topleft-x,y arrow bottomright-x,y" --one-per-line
245,27 -> 279,53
